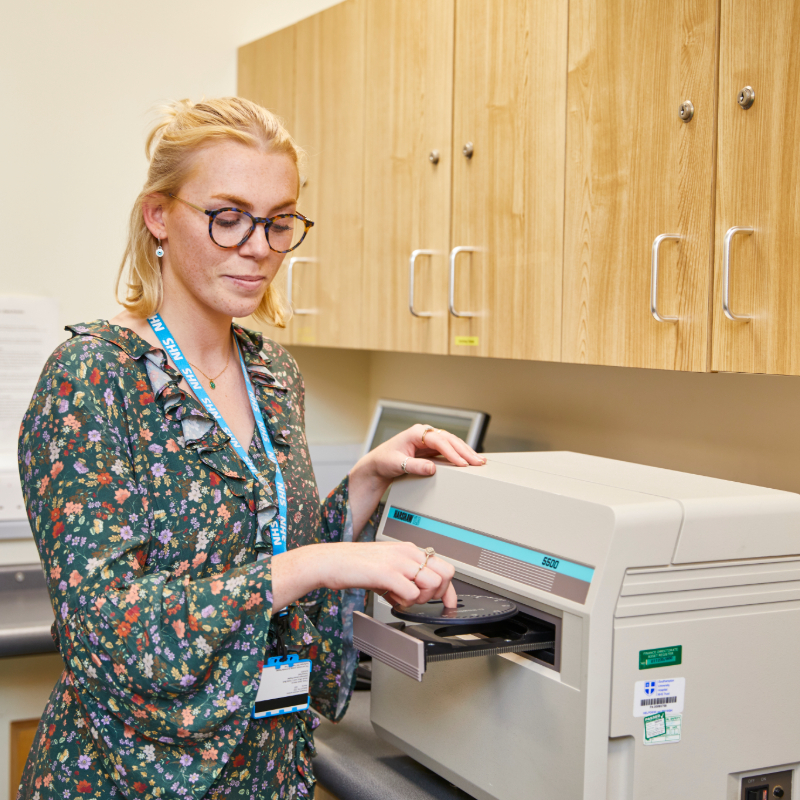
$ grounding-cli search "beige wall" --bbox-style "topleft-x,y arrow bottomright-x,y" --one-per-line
290,346 -> 800,495
0,0 -> 343,331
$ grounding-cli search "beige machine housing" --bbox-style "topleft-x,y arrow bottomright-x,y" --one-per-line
368,452 -> 800,800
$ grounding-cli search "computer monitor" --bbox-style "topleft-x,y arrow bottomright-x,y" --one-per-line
364,399 -> 489,456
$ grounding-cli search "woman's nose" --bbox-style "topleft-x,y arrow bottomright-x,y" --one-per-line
238,225 -> 271,259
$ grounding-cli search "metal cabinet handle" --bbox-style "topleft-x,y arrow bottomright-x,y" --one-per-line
286,257 -> 317,315
448,246 -> 481,318
722,227 -> 754,322
650,234 -> 681,323
409,250 -> 438,317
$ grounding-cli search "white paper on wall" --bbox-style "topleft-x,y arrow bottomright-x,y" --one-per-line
0,295 -> 61,522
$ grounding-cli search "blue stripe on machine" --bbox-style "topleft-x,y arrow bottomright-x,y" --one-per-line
388,506 -> 594,584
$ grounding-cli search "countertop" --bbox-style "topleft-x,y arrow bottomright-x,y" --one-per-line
0,564 -> 57,658
313,690 -> 475,800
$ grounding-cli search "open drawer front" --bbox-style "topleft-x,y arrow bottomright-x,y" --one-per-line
353,609 -> 556,682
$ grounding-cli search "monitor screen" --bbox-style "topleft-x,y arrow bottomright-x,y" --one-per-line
365,400 -> 489,454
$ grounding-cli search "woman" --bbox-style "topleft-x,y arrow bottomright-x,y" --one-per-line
17,97 -> 484,799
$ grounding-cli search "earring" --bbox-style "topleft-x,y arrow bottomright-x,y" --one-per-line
156,240 -> 164,258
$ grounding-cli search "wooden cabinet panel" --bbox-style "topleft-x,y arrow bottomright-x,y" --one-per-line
10,718 -> 40,797
291,0 -> 366,349
563,0 -> 718,371
237,27 -> 296,346
711,0 -> 800,375
361,0 -> 455,354
449,0 -> 567,360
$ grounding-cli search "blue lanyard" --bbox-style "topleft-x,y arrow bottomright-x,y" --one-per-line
147,314 -> 288,555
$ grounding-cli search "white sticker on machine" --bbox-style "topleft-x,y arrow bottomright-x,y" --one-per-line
633,677 -> 685,717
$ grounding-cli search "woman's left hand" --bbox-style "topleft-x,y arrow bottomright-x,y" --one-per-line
348,424 -> 486,535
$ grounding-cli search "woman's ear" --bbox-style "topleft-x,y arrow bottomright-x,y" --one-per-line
142,194 -> 168,240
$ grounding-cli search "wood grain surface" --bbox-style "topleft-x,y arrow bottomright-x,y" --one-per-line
449,0 -> 568,361
9,718 -> 39,798
237,26 -> 296,345
361,0 -> 455,355
563,0 -> 719,371
711,0 -> 800,375
291,0 -> 366,349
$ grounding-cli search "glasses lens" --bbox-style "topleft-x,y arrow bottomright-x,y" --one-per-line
210,210 -> 253,247
267,215 -> 307,253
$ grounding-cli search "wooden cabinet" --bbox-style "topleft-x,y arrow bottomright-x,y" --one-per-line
10,718 -> 39,797
239,0 -> 800,373
238,0 -> 365,349
361,0 -> 454,355
238,26 -> 296,346
449,0 -> 567,361
361,0 -> 567,360
711,0 -> 800,375
291,0 -> 365,349
562,0 -> 719,371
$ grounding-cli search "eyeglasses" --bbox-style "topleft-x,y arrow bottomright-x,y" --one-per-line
169,194 -> 314,253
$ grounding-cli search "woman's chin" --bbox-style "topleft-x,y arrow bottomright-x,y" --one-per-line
228,301 -> 263,321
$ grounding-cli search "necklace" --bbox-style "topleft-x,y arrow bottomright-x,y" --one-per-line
187,336 -> 233,390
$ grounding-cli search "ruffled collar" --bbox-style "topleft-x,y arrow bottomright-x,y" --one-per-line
66,320 -> 293,490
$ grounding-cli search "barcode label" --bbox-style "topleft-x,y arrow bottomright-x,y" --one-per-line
640,696 -> 677,707
633,678 -> 685,717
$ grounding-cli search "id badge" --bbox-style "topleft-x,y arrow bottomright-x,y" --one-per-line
252,654 -> 311,719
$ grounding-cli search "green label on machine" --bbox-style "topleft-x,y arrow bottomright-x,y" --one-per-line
639,646 -> 682,670
643,711 -> 667,741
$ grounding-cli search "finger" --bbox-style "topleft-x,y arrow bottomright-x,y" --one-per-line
423,555 -> 455,587
443,434 -> 485,465
413,563 -> 455,605
401,456 -> 436,477
419,434 -> 470,467
384,578 -> 421,606
426,569 -> 456,603
411,573 -> 440,605
441,581 -> 458,608
418,430 -> 485,467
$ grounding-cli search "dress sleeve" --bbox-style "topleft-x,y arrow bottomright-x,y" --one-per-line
18,355 -> 275,743
302,476 -> 384,722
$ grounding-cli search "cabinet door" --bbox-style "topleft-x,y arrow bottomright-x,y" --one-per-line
449,0 -> 567,360
562,0 -> 718,370
361,0 -> 455,354
291,0 -> 366,349
237,27 -> 296,346
711,0 -> 800,375
10,718 -> 39,796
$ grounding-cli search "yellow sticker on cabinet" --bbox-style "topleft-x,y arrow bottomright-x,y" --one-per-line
296,328 -> 316,345
454,336 -> 479,347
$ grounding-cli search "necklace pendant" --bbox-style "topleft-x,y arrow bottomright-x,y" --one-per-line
209,380 -> 216,389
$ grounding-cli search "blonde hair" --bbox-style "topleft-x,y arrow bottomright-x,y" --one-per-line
116,97 -> 304,327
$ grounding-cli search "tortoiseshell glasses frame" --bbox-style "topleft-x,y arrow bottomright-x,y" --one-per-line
169,194 -> 315,253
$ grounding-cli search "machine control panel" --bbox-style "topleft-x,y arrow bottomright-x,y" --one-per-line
741,770 -> 793,800
383,506 -> 594,603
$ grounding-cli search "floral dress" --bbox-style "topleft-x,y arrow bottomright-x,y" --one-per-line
16,321 -> 371,800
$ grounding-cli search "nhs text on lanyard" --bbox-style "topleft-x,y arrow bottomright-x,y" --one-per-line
147,314 -> 287,555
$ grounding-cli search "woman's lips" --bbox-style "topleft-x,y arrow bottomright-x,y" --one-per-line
224,274 -> 265,291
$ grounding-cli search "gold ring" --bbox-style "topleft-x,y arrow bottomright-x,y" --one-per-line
420,426 -> 436,447
413,547 -> 436,580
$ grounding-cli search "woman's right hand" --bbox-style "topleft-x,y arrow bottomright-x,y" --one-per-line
271,541 -> 457,612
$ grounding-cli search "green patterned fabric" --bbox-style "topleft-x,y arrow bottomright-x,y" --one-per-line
17,321 -> 363,799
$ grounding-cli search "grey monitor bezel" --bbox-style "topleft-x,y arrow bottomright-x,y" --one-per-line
363,398 -> 489,456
